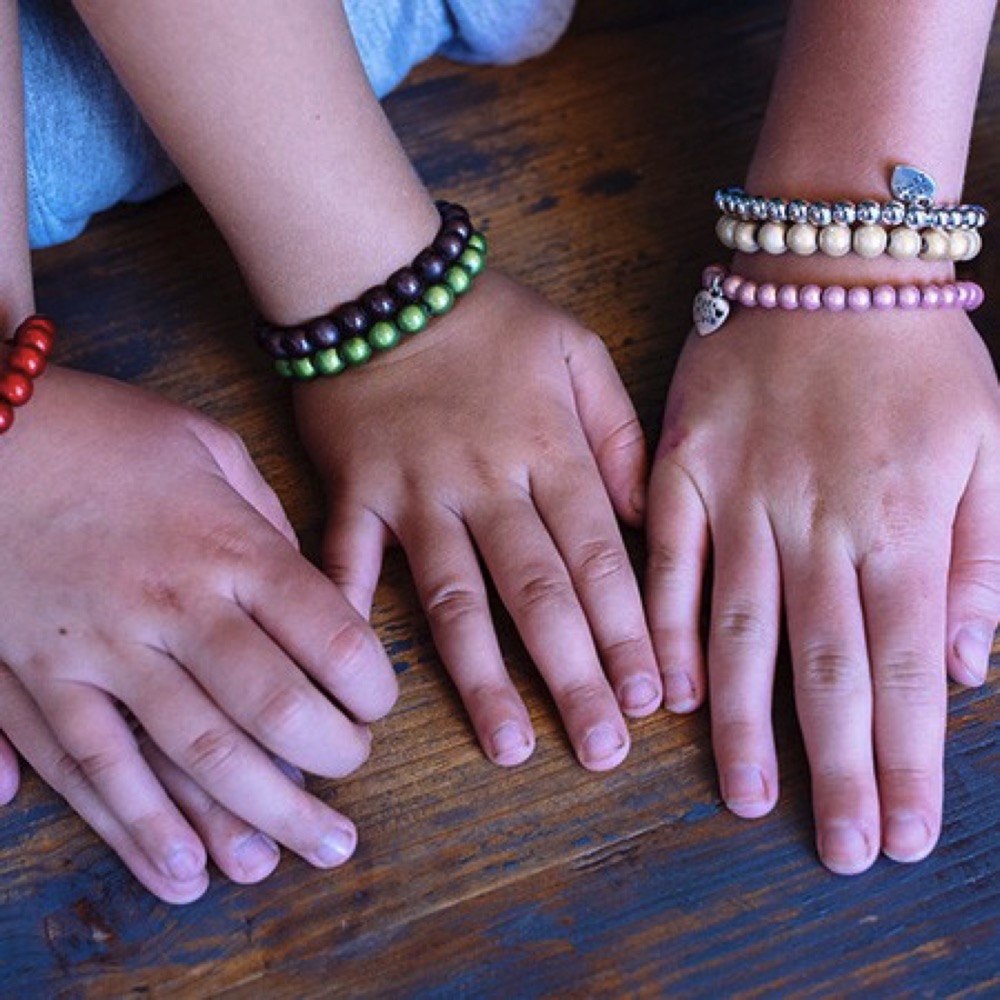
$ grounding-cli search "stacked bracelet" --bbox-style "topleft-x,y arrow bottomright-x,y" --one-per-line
0,315 -> 55,435
255,201 -> 488,380
693,264 -> 984,336
714,165 -> 986,261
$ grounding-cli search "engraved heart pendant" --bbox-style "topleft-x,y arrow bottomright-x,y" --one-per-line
693,288 -> 730,336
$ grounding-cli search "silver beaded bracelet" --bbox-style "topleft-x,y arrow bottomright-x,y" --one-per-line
714,165 -> 987,232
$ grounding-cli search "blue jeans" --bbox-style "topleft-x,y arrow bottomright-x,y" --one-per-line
21,0 -> 574,248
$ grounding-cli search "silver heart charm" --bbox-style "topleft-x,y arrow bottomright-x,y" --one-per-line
891,164 -> 937,206
693,288 -> 730,336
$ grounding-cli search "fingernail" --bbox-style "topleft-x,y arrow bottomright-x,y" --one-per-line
954,626 -> 992,684
582,725 -> 626,767
164,847 -> 203,882
315,827 -> 356,867
490,722 -> 532,765
820,822 -> 875,875
721,764 -> 770,817
663,670 -> 699,713
235,832 -> 280,879
619,676 -> 659,714
883,812 -> 934,862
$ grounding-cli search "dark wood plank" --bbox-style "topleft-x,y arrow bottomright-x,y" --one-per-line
2,1 -> 999,996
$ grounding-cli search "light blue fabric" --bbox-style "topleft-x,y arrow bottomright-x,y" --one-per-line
19,0 -> 575,249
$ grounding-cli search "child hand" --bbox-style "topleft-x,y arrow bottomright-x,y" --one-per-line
0,367 -> 398,903
647,306 -> 1000,873
294,270 -> 661,771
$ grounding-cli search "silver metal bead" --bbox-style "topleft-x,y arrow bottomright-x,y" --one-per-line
766,198 -> 787,222
714,188 -> 728,213
724,191 -> 740,215
961,207 -> 979,229
856,200 -> 882,225
787,199 -> 809,224
806,201 -> 832,227
751,197 -> 770,221
881,201 -> 905,227
831,201 -> 857,226
948,208 -> 965,230
736,195 -> 753,220
904,206 -> 930,229
929,207 -> 949,229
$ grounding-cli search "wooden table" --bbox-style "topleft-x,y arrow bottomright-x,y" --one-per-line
4,1 -> 1000,996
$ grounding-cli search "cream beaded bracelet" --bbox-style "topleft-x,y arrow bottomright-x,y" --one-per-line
714,165 -> 985,261
692,264 -> 984,336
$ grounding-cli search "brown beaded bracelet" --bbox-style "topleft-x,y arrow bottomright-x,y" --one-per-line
0,315 -> 55,435
255,201 -> 476,363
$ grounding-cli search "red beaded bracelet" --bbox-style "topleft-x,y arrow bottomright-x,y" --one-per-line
0,314 -> 55,435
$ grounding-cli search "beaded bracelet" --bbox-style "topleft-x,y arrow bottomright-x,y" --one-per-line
0,314 -> 56,435
256,202 -> 488,379
715,165 -> 987,231
715,215 -> 981,263
714,165 -> 986,262
693,264 -> 984,336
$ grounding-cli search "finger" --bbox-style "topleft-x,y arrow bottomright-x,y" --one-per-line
469,495 -> 630,772
565,327 -> 648,527
0,730 -> 20,805
323,496 -> 390,620
708,505 -> 781,820
531,458 -> 661,718
862,540 -> 949,865
198,423 -> 300,548
399,507 -> 534,767
233,523 -> 398,723
141,738 -> 281,885
783,537 -> 879,875
645,457 -> 709,712
33,677 -> 209,885
947,452 -> 1000,686
0,667 -> 208,904
121,655 -> 360,870
167,600 -> 374,779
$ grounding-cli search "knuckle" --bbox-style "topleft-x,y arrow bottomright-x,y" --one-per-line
423,582 -> 486,630
514,572 -> 576,616
796,644 -> 865,695
253,683 -> 316,739
712,603 -> 773,648
49,751 -> 91,797
873,657 -> 943,706
551,679 -> 607,709
574,540 -> 630,588
321,620 -> 374,684
186,727 -> 243,781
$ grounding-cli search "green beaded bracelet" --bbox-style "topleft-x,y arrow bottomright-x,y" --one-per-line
275,230 -> 488,380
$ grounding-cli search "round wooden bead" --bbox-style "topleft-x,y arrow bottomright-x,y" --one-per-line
359,287 -> 398,321
307,316 -> 342,349
818,224 -> 852,257
314,347 -> 345,376
281,330 -> 313,358
715,216 -> 739,249
458,247 -> 485,276
368,321 -> 400,351
786,223 -> 818,256
888,227 -> 921,260
422,284 -> 455,316
961,229 -> 983,261
413,249 -> 449,283
332,302 -> 371,336
342,336 -> 372,366
442,217 -> 473,241
919,230 -> 950,261
397,304 -> 429,334
433,232 -> 465,262
274,359 -> 294,378
7,345 -> 46,378
467,232 -> 487,254
0,370 -> 34,406
733,222 -> 759,253
290,357 -> 317,379
444,265 -> 472,296
757,222 -> 787,255
947,231 -> 973,262
15,324 -> 55,356
387,268 -> 424,303
0,400 -> 13,433
852,224 -> 888,259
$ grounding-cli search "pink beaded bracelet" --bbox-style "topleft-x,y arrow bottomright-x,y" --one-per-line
693,264 -> 985,336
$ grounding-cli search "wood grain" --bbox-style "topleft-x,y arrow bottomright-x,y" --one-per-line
3,1 -> 999,996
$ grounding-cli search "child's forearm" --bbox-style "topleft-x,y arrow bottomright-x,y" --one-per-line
1,0 -> 35,329
72,0 -> 438,325
748,0 -> 996,202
